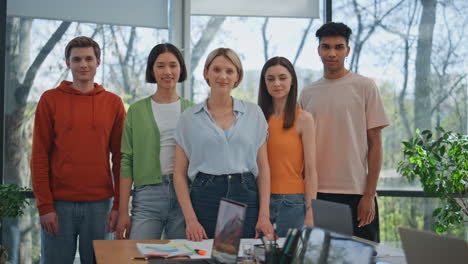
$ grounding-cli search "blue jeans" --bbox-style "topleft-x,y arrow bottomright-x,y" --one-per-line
130,174 -> 185,239
269,194 -> 305,237
190,172 -> 259,238
40,199 -> 111,264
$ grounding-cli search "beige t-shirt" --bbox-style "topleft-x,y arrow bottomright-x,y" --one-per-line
299,71 -> 389,195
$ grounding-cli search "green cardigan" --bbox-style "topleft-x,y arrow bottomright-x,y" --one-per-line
120,96 -> 193,186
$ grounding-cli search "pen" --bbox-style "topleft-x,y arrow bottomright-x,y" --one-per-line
132,256 -> 149,260
145,245 -> 157,249
284,229 -> 298,254
183,243 -> 197,254
183,244 -> 207,256
280,229 -> 298,264
195,249 -> 207,256
273,223 -> 277,240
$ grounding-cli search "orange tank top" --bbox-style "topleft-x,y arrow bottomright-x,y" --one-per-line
268,109 -> 305,194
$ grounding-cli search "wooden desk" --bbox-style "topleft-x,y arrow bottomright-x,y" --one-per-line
93,240 -> 168,264
93,239 -> 406,264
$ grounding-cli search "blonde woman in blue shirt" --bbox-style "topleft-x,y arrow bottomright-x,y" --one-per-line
174,48 -> 274,241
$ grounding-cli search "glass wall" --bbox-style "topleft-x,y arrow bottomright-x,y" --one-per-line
3,16 -> 168,263
189,1 -> 467,244
190,16 -> 323,103
333,0 -> 468,241
2,0 -> 467,262
332,0 -> 468,184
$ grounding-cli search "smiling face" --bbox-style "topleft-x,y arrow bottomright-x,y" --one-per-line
318,36 -> 350,75
152,51 -> 181,90
204,55 -> 240,93
265,65 -> 292,100
66,47 -> 100,83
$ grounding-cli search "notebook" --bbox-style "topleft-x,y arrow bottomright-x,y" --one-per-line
311,199 -> 354,236
399,227 -> 468,264
150,198 -> 247,264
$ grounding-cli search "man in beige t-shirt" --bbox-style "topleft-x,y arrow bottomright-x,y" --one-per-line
299,22 -> 389,242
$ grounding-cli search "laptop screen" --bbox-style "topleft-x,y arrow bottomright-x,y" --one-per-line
312,199 -> 353,236
399,227 -> 468,264
211,198 -> 247,264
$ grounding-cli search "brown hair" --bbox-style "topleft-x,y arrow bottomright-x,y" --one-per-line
258,56 -> 298,129
65,36 -> 101,61
204,48 -> 243,88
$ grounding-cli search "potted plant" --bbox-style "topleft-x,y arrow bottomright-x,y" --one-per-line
0,184 -> 30,262
398,128 -> 468,233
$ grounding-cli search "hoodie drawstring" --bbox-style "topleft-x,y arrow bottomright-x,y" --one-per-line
58,81 -> 103,130
68,95 -> 73,130
92,95 -> 96,130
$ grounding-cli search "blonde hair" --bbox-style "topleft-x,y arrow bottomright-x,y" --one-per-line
204,48 -> 243,88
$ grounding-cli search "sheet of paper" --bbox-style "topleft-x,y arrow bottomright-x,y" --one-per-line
136,242 -> 194,258
171,239 -> 214,259
138,238 -> 286,259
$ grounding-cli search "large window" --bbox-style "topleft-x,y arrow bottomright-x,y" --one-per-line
2,0 -> 467,263
3,16 -> 168,264
333,0 -> 468,185
188,0 -> 467,248
333,0 -> 468,243
190,16 -> 323,103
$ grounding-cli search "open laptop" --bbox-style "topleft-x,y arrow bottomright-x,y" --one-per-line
399,227 -> 468,264
150,198 -> 247,264
311,199 -> 354,236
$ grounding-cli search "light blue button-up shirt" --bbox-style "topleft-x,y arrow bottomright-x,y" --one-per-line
175,97 -> 268,181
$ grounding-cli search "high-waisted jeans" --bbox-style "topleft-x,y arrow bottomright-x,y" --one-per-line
269,193 -> 306,236
130,174 -> 185,239
190,172 -> 259,238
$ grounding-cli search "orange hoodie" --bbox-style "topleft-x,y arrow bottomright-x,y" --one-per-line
31,81 -> 125,216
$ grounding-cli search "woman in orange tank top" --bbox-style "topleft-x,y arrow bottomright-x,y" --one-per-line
258,57 -> 318,236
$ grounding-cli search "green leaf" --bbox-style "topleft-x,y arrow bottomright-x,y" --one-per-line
402,141 -> 412,149
399,127 -> 468,234
0,184 -> 30,218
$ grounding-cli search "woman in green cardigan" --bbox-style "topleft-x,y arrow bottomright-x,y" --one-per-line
116,43 -> 193,239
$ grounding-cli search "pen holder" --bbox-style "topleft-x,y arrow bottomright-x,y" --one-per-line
254,244 -> 267,262
254,244 -> 282,264
277,249 -> 295,264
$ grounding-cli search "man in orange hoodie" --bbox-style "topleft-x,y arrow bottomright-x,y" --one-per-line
31,36 -> 125,264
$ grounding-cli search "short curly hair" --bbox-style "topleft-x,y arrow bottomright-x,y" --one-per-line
315,22 -> 353,44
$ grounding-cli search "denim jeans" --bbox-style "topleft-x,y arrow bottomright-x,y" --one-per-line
269,194 -> 306,236
40,199 -> 111,264
190,172 -> 259,238
130,174 -> 185,239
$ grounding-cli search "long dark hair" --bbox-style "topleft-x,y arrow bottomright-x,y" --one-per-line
258,56 -> 298,129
